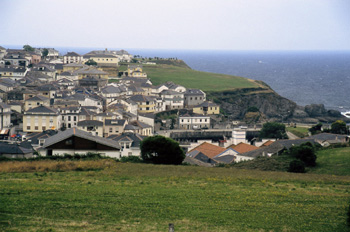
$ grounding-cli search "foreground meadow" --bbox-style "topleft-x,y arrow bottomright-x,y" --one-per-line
0,161 -> 349,231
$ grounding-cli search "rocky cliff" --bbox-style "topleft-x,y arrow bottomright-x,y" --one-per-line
210,84 -> 349,123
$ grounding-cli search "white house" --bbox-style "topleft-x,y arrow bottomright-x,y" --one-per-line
179,114 -> 210,130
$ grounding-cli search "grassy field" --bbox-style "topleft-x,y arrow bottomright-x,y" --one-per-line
119,62 -> 261,92
308,147 -> 350,176
286,127 -> 310,138
1,161 -> 349,231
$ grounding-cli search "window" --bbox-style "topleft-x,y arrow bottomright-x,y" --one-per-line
35,126 -> 38,130
42,126 -> 46,131
65,139 -> 73,145
27,126 -> 31,130
109,128 -> 113,133
74,116 -> 77,121
68,116 -> 71,121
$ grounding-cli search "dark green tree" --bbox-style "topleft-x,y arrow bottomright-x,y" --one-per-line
288,142 -> 317,167
42,48 -> 49,57
309,123 -> 322,135
23,44 -> 34,52
331,120 -> 347,134
85,59 -> 97,66
259,122 -> 287,139
140,135 -> 185,165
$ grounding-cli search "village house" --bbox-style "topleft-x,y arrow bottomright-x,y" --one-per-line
127,65 -> 147,77
0,103 -> 12,130
77,120 -> 104,137
63,52 -> 83,64
129,95 -> 156,114
193,101 -> 220,115
24,95 -> 50,111
0,67 -> 27,80
159,89 -> 184,110
42,128 -> 120,158
103,119 -> 127,137
184,89 -> 206,107
107,132 -> 145,157
83,54 -> 119,67
179,114 -> 211,130
23,105 -> 62,132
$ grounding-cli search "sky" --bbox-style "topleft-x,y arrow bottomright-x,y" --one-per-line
0,0 -> 350,50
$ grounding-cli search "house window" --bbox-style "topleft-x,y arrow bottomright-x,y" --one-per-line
65,139 -> 73,145
42,126 -> 46,131
74,116 -> 77,121
109,128 -> 113,133
35,126 -> 38,130
27,126 -> 31,130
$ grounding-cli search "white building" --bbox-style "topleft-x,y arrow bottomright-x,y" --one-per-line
179,114 -> 210,130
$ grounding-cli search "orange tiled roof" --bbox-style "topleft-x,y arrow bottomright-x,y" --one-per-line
228,142 -> 259,153
261,140 -> 274,147
189,142 -> 226,159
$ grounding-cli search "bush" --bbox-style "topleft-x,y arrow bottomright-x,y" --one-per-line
141,135 -> 185,165
288,160 -> 306,173
120,156 -> 142,163
287,142 -> 317,167
260,122 -> 288,139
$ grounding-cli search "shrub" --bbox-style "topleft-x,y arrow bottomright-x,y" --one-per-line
288,160 -> 306,173
287,142 -> 317,167
120,156 -> 142,163
141,135 -> 185,165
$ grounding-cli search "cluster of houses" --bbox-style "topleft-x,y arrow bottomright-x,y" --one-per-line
0,46 -> 221,159
1,45 -> 348,165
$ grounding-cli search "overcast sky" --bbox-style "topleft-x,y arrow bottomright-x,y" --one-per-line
1,0 -> 349,50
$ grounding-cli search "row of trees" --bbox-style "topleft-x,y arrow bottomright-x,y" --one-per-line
260,120 -> 348,140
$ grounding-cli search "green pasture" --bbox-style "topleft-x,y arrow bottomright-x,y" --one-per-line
1,162 -> 349,231
118,62 -> 260,92
286,126 -> 310,138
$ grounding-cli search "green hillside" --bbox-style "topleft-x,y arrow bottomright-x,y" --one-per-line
1,161 -> 349,231
119,62 -> 262,92
308,147 -> 350,176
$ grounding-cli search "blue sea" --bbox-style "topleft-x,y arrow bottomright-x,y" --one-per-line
7,45 -> 350,111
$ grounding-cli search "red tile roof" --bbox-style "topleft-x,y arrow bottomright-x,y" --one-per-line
228,142 -> 259,153
188,142 -> 226,159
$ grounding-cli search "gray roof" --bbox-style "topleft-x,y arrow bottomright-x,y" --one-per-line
105,119 -> 126,126
129,95 -> 154,103
77,120 -> 103,127
184,89 -> 205,96
43,128 -> 119,149
129,120 -> 152,129
0,142 -> 33,155
25,105 -> 59,114
213,155 -> 235,164
306,133 -> 348,141
0,103 -> 11,109
0,67 -> 27,73
160,89 -> 183,95
26,95 -> 50,102
102,86 -> 123,94
107,132 -> 145,148
64,52 -> 81,57
241,138 -> 317,158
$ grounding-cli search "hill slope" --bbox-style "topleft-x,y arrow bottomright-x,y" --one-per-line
0,162 -> 349,231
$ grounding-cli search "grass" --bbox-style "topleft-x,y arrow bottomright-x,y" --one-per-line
126,63 -> 261,92
308,147 -> 350,176
1,161 -> 350,231
286,127 -> 310,138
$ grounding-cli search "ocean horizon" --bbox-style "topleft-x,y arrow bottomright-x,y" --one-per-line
4,45 -> 350,112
